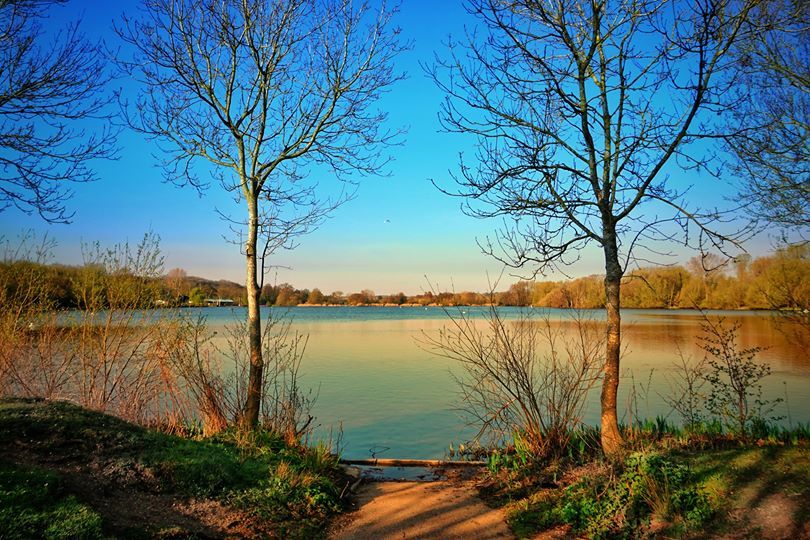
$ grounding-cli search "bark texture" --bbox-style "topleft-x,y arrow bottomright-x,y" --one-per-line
243,200 -> 263,426
601,235 -> 623,455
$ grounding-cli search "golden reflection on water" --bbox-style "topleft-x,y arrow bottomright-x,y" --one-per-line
261,312 -> 809,458
623,312 -> 809,372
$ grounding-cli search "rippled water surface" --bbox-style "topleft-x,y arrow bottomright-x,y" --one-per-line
199,307 -> 809,459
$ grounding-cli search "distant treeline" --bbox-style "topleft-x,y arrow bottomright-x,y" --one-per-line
259,244 -> 808,310
2,244 -> 807,310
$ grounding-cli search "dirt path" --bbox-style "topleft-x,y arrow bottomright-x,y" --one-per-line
330,480 -> 514,540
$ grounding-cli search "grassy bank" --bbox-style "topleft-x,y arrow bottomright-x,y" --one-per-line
480,429 -> 810,539
0,398 -> 346,539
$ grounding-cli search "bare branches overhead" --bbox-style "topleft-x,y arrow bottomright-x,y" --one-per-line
727,0 -> 809,232
0,0 -> 116,223
117,0 -> 404,193
429,0 -> 759,274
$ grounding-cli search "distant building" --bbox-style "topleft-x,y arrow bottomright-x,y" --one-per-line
203,298 -> 235,306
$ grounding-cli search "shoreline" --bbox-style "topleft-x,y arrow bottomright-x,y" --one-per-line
191,303 -> 780,311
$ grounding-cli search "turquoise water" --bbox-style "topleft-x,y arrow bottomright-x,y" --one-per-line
195,307 -> 809,459
192,305 -> 785,324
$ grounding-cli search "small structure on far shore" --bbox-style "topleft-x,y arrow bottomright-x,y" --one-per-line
203,298 -> 235,307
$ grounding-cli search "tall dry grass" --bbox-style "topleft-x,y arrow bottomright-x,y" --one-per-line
0,232 -> 314,442
163,310 -> 315,441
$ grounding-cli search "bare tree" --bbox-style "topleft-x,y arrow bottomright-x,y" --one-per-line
728,0 -> 809,231
430,0 -> 758,455
165,267 -> 187,302
117,0 -> 404,426
0,0 -> 116,223
686,252 -> 726,279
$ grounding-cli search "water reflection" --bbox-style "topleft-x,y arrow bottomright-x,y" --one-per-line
210,308 -> 809,459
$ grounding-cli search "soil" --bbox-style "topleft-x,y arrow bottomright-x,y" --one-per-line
330,472 -> 514,540
723,480 -> 810,540
1,451 -> 261,539
0,400 -> 264,538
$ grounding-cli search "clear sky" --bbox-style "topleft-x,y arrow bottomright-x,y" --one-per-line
0,0 -> 776,295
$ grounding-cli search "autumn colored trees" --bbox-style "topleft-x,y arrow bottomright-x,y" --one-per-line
531,248 -> 809,310
4,245 -> 807,311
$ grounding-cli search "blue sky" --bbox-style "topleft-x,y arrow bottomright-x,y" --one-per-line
0,0 -> 774,295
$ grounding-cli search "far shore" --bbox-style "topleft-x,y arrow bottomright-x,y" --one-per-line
188,303 -> 780,311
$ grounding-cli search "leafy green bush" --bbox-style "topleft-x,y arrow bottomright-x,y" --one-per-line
560,453 -> 713,537
230,459 -> 341,538
509,452 -> 715,538
634,453 -> 712,524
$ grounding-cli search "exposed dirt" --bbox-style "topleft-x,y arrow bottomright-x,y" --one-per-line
723,489 -> 809,540
748,492 -> 806,539
715,450 -> 810,540
2,452 -> 262,539
330,477 -> 514,540
0,400 -> 264,539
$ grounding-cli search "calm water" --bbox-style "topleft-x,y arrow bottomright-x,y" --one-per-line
198,307 -> 810,459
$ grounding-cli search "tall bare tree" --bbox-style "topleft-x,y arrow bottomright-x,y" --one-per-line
118,0 -> 404,426
165,267 -> 187,302
430,0 -> 758,455
0,0 -> 116,222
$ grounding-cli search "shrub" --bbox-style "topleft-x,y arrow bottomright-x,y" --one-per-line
700,317 -> 782,436
524,452 -> 715,538
423,306 -> 602,461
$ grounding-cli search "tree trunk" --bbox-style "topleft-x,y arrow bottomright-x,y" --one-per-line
601,232 -> 624,456
243,198 -> 263,427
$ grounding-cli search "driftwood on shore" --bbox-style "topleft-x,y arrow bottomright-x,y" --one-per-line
339,458 -> 486,467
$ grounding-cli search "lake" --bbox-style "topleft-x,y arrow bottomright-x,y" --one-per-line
198,306 -> 809,459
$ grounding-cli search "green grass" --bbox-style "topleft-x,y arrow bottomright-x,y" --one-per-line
499,445 -> 810,539
483,419 -> 810,539
0,398 -> 345,538
0,461 -> 103,539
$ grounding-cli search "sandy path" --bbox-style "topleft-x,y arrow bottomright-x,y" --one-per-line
330,480 -> 514,539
